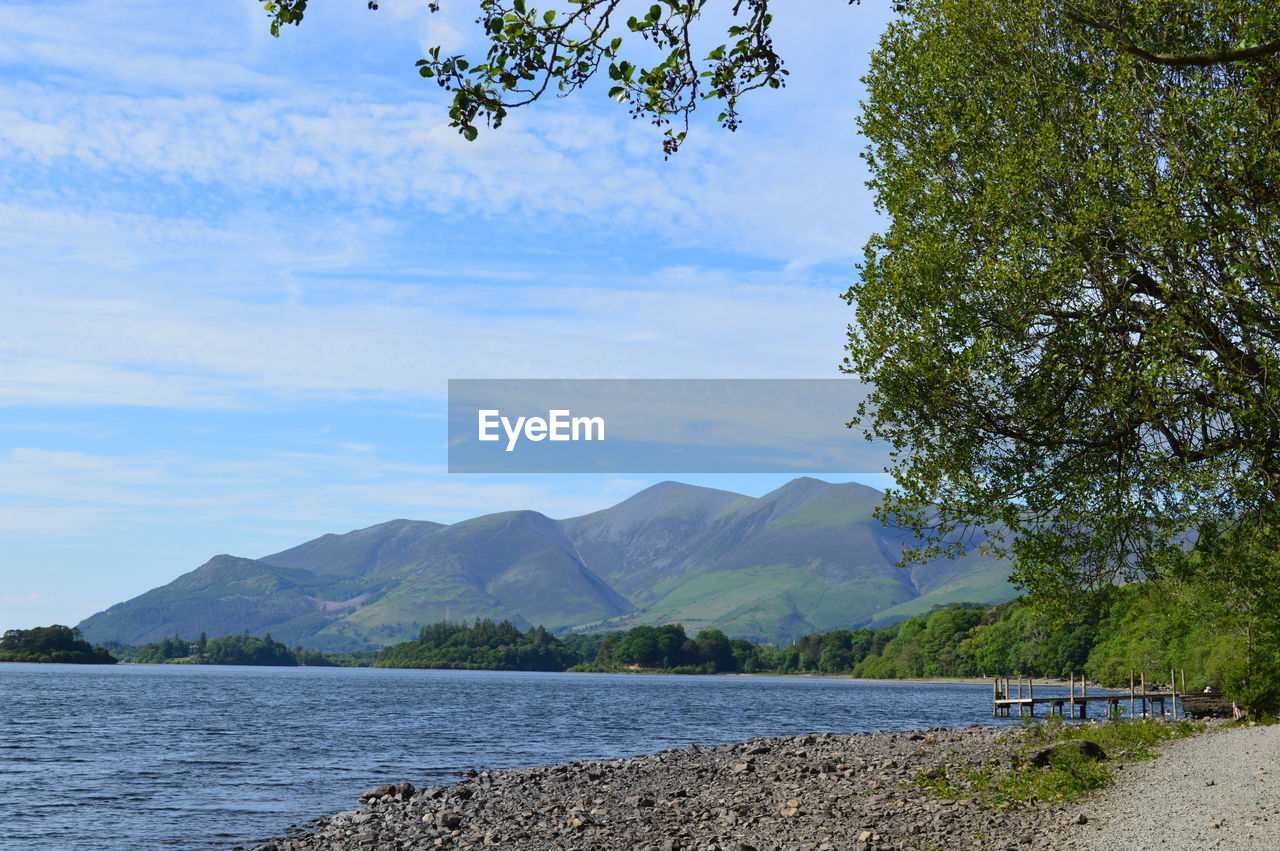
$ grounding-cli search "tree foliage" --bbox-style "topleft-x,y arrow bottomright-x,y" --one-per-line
133,631 -> 306,666
845,0 -> 1280,604
0,625 -> 117,664
375,618 -> 582,670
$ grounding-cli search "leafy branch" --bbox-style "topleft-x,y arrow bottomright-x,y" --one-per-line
263,0 -> 863,155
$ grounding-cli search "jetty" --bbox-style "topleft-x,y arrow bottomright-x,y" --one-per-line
992,670 -> 1186,719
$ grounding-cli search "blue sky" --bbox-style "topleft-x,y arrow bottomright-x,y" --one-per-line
0,0 -> 897,630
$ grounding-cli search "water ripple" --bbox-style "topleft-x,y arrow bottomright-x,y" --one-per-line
0,664 -> 1029,849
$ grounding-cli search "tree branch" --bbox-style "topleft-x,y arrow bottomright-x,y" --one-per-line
1064,5 -> 1280,67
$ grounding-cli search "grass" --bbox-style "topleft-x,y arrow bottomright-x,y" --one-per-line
916,715 -> 1203,809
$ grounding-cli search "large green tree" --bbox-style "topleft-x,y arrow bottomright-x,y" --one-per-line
846,0 -> 1280,604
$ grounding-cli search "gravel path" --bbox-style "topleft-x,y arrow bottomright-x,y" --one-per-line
1062,722 -> 1280,850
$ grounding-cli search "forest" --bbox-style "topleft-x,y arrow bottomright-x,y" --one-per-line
116,632 -> 341,667
369,567 -> 1279,712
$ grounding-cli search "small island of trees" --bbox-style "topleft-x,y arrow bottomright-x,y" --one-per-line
0,625 -> 117,664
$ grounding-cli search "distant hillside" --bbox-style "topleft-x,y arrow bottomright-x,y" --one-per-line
78,478 -> 1017,649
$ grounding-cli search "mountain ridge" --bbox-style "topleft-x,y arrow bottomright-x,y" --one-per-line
77,478 -> 1017,649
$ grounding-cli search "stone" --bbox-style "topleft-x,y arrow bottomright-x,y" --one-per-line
1027,740 -> 1106,768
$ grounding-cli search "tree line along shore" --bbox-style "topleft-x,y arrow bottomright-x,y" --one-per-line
9,570 -> 1274,714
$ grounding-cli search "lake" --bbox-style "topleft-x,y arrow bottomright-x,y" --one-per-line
0,664 -> 1032,849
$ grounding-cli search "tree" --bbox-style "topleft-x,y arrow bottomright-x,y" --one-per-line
0,625 -> 117,664
261,1 -> 1278,153
844,0 -> 1280,606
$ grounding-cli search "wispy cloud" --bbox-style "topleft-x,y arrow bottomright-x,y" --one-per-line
0,267 -> 851,407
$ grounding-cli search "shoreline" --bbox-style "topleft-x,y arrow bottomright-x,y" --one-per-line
244,724 -> 1082,851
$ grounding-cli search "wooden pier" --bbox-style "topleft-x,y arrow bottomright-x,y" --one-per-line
993,670 -> 1185,720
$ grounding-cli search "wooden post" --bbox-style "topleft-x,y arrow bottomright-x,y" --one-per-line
1069,672 -> 1075,719
1141,671 -> 1147,718
1171,667 -> 1178,719
1029,677 -> 1035,716
1130,671 -> 1135,719
993,677 -> 998,717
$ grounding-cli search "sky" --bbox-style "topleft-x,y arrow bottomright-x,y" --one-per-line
0,0 -> 898,629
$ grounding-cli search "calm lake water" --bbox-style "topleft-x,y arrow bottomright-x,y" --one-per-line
1,664 -> 1037,849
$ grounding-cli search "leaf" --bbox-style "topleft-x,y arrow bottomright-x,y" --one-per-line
461,125 -> 479,142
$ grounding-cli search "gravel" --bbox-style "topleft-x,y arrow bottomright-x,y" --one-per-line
1060,721 -> 1280,850
241,725 -> 1082,851
241,721 -> 1280,850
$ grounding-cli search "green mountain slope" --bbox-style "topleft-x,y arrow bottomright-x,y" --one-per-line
77,478 -> 1018,649
565,478 -> 930,641
76,555 -> 352,646
302,511 -> 634,647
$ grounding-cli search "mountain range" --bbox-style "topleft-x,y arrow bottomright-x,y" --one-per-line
77,478 -> 1017,650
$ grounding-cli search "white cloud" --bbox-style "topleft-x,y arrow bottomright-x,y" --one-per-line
0,19 -> 876,264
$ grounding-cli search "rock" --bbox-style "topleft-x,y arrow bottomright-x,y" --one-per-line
1028,740 -> 1107,768
359,784 -> 398,802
